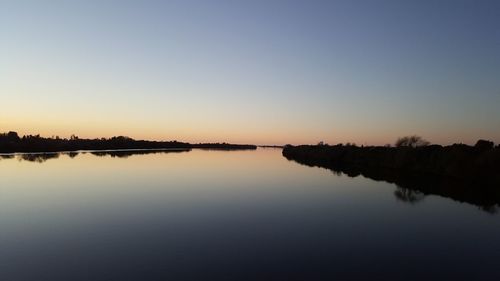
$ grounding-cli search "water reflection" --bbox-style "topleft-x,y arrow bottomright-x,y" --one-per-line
19,153 -> 60,163
284,157 -> 500,213
0,154 -> 15,160
394,187 -> 425,204
0,148 -> 191,163
68,151 -> 79,158
1,148 -> 500,280
3,149 -> 499,213
89,148 -> 191,158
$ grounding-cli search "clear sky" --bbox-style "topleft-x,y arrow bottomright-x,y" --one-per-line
1,0 -> 499,145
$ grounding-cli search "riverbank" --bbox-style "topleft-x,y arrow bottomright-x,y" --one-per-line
0,131 -> 256,153
283,142 -> 500,210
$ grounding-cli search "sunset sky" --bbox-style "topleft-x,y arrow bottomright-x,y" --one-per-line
2,0 -> 499,145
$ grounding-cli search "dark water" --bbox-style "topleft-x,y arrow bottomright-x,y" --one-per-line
1,148 -> 499,280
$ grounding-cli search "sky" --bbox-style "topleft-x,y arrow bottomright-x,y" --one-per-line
1,0 -> 499,145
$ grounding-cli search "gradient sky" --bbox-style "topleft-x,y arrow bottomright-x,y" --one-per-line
2,0 -> 499,145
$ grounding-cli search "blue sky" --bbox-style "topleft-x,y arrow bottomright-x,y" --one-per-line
1,0 -> 499,144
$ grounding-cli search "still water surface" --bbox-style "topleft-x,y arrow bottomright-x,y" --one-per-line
1,148 -> 499,280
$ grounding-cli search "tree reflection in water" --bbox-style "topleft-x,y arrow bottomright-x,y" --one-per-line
394,186 -> 425,204
0,149 -> 191,163
285,156 -> 500,214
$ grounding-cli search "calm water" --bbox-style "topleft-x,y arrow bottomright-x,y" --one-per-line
1,148 -> 499,280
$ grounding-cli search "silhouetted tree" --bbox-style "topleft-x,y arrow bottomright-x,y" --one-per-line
475,139 -> 494,151
7,131 -> 20,142
395,135 -> 430,148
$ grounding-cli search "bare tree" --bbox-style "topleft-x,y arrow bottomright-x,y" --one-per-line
395,135 -> 430,148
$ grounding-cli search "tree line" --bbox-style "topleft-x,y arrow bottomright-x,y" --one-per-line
0,131 -> 256,153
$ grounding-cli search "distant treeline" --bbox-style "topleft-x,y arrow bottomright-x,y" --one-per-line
191,143 -> 257,150
0,131 -> 256,153
282,139 -> 500,210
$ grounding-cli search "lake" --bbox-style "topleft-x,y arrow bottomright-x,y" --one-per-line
1,148 -> 499,280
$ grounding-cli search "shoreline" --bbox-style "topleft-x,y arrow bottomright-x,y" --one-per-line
0,131 -> 257,153
282,142 -> 500,210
